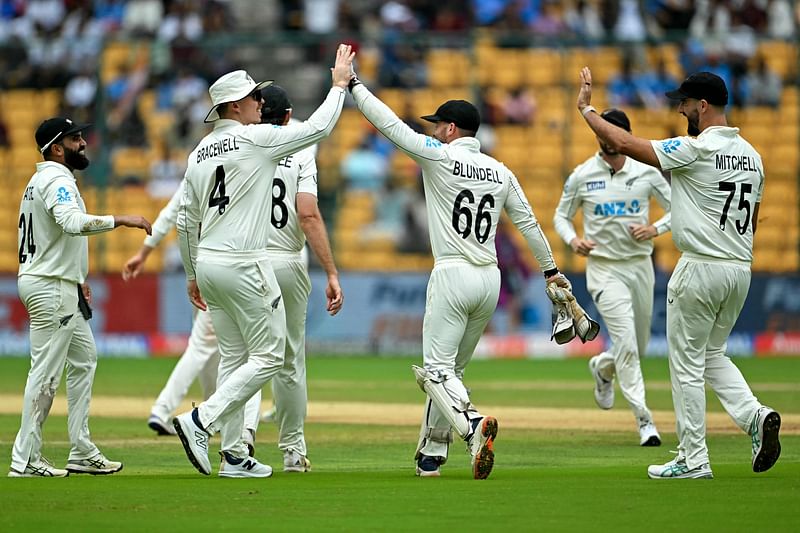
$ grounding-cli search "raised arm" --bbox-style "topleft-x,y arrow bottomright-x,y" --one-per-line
577,67 -> 661,169
250,44 -> 354,161
349,83 -> 446,164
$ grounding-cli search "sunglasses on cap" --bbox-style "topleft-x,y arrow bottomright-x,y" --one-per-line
249,89 -> 262,102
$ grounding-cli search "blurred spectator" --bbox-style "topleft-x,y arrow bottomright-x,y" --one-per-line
106,61 -> 149,147
361,177 -> 411,246
203,0 -> 234,33
94,0 -> 126,31
380,0 -> 420,31
604,0 -> 646,43
430,0 -> 470,31
170,68 -> 210,146
767,0 -> 795,39
157,0 -> 203,43
63,65 -> 97,123
494,217 -> 531,333
61,3 -> 107,74
531,0 -> 568,36
564,0 -> 605,43
744,56 -> 782,108
122,0 -> 163,37
608,57 -> 648,107
501,85 -> 537,125
378,41 -> 427,88
398,178 -> 430,254
477,86 -> 502,126
147,139 -> 186,199
304,0 -> 340,33
652,0 -> 695,32
639,57 -> 678,108
341,134 -> 389,193
472,0 -> 539,27
25,0 -> 66,34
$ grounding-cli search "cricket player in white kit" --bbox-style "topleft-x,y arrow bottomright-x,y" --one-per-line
172,45 -> 354,478
554,108 -> 671,447
577,69 -> 782,479
347,71 -> 572,479
122,180 -> 262,451
259,84 -> 344,472
10,118 -> 152,477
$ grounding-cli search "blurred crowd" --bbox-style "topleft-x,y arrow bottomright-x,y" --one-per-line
0,0 -> 798,267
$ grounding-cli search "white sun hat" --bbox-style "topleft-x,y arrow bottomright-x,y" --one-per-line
204,70 -> 273,123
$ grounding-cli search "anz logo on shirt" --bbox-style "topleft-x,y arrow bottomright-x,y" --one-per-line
593,199 -> 641,216
56,186 -> 72,204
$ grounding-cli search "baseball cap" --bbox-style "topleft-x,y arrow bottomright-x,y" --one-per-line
421,100 -> 481,132
665,72 -> 728,106
261,85 -> 293,123
35,117 -> 91,153
205,70 -> 273,123
600,108 -> 631,132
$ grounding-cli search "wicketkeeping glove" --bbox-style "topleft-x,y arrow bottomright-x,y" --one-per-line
546,282 -> 576,344
545,282 -> 601,344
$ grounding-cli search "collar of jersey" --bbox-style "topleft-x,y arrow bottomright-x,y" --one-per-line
36,160 -> 74,178
699,125 -> 739,138
450,136 -> 480,151
213,119 -> 243,131
594,151 -> 630,177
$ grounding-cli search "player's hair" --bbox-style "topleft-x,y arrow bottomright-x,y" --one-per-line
261,112 -> 288,126
457,127 -> 477,138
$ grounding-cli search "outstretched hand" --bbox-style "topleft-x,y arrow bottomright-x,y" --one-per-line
331,44 -> 357,89
577,67 -> 593,112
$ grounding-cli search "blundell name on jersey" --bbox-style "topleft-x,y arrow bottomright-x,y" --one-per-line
452,161 -> 503,184
196,137 -> 240,163
715,154 -> 760,173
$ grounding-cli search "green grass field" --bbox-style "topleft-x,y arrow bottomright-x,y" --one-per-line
0,356 -> 798,532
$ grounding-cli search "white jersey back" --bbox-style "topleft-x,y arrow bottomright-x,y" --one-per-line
651,126 -> 764,262
554,153 -> 671,260
268,121 -> 318,254
351,84 -> 556,271
178,86 -> 344,278
18,162 -> 114,284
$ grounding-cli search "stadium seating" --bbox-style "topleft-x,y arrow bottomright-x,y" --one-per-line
0,40 -> 797,274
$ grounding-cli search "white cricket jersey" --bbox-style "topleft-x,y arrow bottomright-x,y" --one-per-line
554,152 -> 671,260
651,126 -> 764,263
178,87 -> 345,279
268,119 -> 319,255
352,85 -> 556,271
17,161 -> 115,284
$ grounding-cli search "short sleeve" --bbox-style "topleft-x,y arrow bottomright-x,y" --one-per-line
650,136 -> 699,171
296,148 -> 318,196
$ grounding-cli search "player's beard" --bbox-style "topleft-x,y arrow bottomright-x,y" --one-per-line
686,109 -> 700,136
64,145 -> 90,170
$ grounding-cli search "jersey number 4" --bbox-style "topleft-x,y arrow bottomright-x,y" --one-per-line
452,190 -> 495,243
18,212 -> 36,264
718,181 -> 752,234
208,166 -> 230,215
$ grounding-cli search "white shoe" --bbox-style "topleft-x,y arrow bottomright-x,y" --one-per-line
66,453 -> 123,475
751,407 -> 781,473
638,419 -> 661,447
647,457 -> 713,479
468,416 -> 498,480
173,409 -> 212,475
8,457 -> 68,478
148,414 -> 177,436
218,452 -> 273,478
415,454 -> 441,477
588,355 -> 614,410
283,450 -> 311,473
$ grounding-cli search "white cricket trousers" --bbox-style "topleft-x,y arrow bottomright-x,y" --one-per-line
271,255 -> 312,456
418,260 -> 499,461
150,308 -> 261,434
667,255 -> 763,468
195,253 -> 286,458
586,255 -> 655,423
11,276 -> 100,472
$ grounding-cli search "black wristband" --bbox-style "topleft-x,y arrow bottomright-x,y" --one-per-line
348,76 -> 362,93
543,268 -> 559,278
